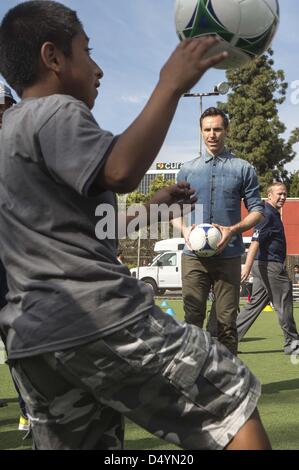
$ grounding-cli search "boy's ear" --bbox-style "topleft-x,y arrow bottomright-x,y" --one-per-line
40,42 -> 64,73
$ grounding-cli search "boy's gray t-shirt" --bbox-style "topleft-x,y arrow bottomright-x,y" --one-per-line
0,95 -> 153,358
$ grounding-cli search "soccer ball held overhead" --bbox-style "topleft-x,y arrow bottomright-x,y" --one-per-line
175,0 -> 280,70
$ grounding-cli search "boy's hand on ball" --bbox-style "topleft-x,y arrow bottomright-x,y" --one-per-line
160,36 -> 228,96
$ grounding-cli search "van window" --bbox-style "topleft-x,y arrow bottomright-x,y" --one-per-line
153,253 -> 177,267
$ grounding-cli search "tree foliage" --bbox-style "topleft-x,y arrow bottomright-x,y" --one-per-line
289,171 -> 299,197
219,49 -> 299,190
125,190 -> 147,207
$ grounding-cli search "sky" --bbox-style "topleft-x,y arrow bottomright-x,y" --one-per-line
1,0 -> 299,173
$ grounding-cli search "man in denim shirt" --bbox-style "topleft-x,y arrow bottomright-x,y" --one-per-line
173,108 -> 264,355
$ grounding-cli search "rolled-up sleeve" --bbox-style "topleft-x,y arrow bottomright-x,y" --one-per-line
242,164 -> 263,214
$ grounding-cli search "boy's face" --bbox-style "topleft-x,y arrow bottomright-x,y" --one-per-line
60,31 -> 103,109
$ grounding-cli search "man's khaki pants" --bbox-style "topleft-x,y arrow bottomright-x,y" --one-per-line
182,254 -> 241,355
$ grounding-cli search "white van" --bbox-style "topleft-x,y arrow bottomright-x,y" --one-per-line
130,236 -> 253,295
130,239 -> 184,295
153,237 -> 185,253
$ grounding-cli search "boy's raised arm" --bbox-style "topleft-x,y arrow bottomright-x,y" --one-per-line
95,37 -> 227,194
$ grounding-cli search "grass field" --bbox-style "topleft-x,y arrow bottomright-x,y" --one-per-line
1,300 -> 299,450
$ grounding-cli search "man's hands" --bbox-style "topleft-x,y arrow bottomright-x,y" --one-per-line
160,36 -> 228,97
181,225 -> 194,251
212,224 -> 236,255
241,265 -> 252,283
177,222 -> 236,255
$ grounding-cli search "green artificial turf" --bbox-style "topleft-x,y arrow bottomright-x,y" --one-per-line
0,364 -> 31,450
1,301 -> 299,450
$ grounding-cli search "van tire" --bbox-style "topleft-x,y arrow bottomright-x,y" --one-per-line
142,278 -> 158,296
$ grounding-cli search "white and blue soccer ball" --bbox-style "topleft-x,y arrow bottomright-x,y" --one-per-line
188,223 -> 222,257
175,0 -> 280,69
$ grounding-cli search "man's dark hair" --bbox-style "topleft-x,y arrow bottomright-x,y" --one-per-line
294,265 -> 299,269
200,107 -> 229,130
0,1 -> 83,97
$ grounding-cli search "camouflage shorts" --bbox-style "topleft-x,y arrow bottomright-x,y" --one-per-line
11,306 -> 261,450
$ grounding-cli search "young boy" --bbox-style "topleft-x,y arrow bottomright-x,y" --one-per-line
0,82 -> 31,433
0,83 -> 13,409
0,1 -> 270,450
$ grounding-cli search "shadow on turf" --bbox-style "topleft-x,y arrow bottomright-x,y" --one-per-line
240,337 -> 266,342
0,418 -> 20,427
262,378 -> 299,394
0,398 -> 18,404
238,349 -> 282,354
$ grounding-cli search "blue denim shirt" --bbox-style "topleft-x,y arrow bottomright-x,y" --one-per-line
177,149 -> 263,259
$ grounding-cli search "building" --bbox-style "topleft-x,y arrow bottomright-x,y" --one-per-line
138,162 -> 183,194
